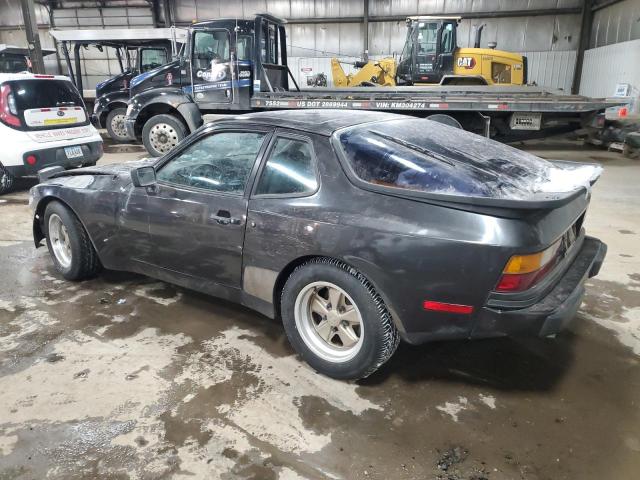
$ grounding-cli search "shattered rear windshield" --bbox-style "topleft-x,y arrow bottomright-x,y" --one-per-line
335,118 -> 600,200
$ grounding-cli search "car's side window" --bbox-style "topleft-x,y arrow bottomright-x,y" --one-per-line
255,137 -> 318,196
156,131 -> 266,194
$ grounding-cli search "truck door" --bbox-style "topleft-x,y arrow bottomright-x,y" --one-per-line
408,20 -> 441,84
190,28 -> 233,106
435,22 -> 456,78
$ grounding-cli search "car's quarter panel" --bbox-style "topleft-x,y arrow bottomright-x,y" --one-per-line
243,131 -> 595,342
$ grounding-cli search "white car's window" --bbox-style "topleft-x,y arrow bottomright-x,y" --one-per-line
157,131 -> 266,194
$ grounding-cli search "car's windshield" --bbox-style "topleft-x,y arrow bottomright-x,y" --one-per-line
335,118 -> 600,200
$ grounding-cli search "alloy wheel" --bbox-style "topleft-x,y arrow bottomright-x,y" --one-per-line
48,213 -> 72,269
294,281 -> 364,363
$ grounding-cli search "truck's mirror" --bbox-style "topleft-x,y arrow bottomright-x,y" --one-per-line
131,166 -> 156,187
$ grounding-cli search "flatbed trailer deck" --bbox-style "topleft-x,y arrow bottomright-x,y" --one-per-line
251,86 -> 619,141
252,86 -> 614,114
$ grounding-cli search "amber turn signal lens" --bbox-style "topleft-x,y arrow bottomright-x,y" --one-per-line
502,240 -> 560,275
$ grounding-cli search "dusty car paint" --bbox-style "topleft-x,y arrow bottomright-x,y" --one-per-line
31,110 -> 606,344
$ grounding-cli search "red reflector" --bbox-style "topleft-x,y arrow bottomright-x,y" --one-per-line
423,301 -> 474,314
40,108 -> 51,112
26,155 -> 37,165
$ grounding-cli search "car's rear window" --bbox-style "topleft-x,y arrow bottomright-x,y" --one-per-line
8,79 -> 84,111
335,118 -> 600,200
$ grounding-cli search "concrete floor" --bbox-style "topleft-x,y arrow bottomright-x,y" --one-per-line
0,139 -> 639,480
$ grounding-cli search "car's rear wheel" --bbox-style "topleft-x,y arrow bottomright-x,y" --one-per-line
142,114 -> 187,157
281,258 -> 400,380
0,163 -> 15,195
105,107 -> 129,143
44,201 -> 102,280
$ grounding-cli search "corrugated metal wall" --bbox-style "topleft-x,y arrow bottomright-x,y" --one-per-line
172,0 -> 582,57
578,0 -> 640,98
580,39 -> 640,98
0,0 -> 57,74
0,0 -> 598,94
591,0 -> 640,48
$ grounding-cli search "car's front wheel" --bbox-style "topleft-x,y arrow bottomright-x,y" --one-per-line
0,163 -> 15,195
142,114 -> 187,157
281,258 -> 400,380
44,201 -> 102,280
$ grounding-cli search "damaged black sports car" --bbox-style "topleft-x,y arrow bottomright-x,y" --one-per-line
30,110 -> 606,379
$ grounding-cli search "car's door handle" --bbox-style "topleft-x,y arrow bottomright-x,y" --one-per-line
210,210 -> 241,226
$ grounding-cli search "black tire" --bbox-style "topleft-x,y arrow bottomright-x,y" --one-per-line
0,163 -> 15,195
281,258 -> 400,380
142,113 -> 187,157
44,201 -> 102,281
105,107 -> 129,143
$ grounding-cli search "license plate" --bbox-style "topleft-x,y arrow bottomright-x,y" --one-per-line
44,117 -> 78,126
64,146 -> 83,159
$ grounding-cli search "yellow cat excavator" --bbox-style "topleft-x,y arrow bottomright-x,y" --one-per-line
332,16 -> 526,87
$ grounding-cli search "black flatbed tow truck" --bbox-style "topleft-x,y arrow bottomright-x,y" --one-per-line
123,14 -> 620,156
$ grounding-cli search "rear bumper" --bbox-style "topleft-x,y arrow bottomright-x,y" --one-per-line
4,140 -> 103,178
401,236 -> 606,344
470,236 -> 607,339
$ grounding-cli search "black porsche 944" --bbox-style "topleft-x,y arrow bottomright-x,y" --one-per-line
30,110 -> 606,379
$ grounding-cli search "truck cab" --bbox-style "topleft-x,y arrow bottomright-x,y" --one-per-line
125,14 -> 297,156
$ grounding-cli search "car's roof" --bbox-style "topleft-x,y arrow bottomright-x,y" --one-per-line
216,109 -> 407,136
0,72 -> 72,82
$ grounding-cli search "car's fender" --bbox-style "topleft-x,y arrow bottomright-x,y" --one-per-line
94,91 -> 129,127
30,175 -> 130,269
128,87 -> 203,134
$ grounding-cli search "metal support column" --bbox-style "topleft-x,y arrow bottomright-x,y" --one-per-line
20,0 -> 45,73
73,42 -> 83,95
363,0 -> 369,61
572,0 -> 593,94
162,0 -> 172,27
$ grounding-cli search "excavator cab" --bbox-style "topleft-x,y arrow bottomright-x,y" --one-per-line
397,16 -> 460,85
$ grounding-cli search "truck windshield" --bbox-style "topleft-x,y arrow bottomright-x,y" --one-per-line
335,118 -> 600,200
140,48 -> 168,73
417,22 -> 438,54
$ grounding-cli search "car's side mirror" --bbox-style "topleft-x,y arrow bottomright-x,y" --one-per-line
131,166 -> 156,187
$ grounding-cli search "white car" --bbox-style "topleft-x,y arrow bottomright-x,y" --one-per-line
0,73 -> 103,194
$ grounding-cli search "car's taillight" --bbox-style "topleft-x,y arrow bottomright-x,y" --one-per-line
0,84 -> 21,127
495,240 -> 561,292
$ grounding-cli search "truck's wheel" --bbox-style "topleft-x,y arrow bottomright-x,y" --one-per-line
281,258 -> 400,380
0,163 -> 15,195
105,107 -> 129,143
142,114 -> 187,157
44,201 -> 102,281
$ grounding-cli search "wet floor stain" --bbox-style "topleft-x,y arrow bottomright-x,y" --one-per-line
1,244 -> 640,478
